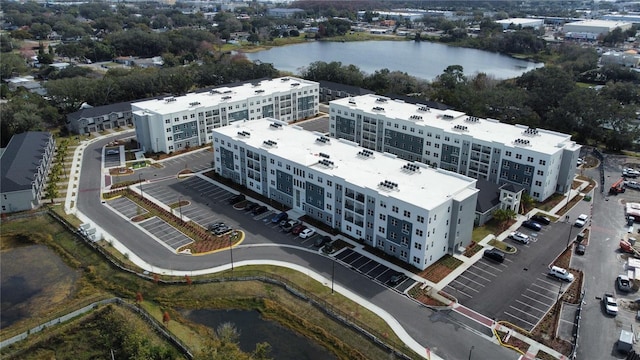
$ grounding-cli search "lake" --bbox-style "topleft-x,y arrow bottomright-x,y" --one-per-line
182,308 -> 337,360
244,40 -> 543,81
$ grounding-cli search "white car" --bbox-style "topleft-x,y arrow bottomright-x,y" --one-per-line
625,181 -> 640,190
508,231 -> 530,244
299,228 -> 316,239
574,214 -> 589,227
603,293 -> 619,316
549,266 -> 575,282
623,168 -> 640,178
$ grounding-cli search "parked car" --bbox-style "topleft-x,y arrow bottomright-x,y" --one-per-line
617,275 -> 633,292
299,228 -> 316,239
314,235 -> 331,248
321,243 -> 335,254
549,266 -> 574,282
509,231 -> 530,244
208,222 -> 226,232
628,216 -> 636,226
624,168 -> 640,178
575,244 -> 586,255
603,293 -> 619,316
291,224 -> 307,235
389,273 -> 407,286
281,220 -> 300,232
214,226 -> 232,236
244,202 -> 257,211
576,158 -> 585,166
483,249 -> 505,263
106,149 -> 119,155
228,194 -> 246,205
522,220 -> 542,231
271,211 -> 288,224
574,214 -> 589,227
627,180 -> 640,190
252,205 -> 268,215
531,215 -> 551,225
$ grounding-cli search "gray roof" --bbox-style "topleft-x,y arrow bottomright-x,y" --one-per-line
475,179 -> 502,214
0,132 -> 51,193
67,101 -> 132,122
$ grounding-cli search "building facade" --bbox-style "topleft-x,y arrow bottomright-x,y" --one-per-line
329,95 -> 580,201
212,118 -> 478,270
66,102 -> 133,135
132,77 -> 319,153
0,132 -> 55,213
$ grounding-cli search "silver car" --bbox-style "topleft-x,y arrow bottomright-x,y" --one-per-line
508,231 -> 530,244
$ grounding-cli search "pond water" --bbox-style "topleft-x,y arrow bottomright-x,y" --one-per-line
183,308 -> 337,360
244,40 -> 544,81
0,244 -> 79,328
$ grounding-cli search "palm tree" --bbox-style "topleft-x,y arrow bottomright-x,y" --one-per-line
520,192 -> 536,214
493,207 -> 517,231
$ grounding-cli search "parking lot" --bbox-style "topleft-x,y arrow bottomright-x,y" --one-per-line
159,150 -> 213,173
334,248 -> 416,292
442,222 -> 577,331
103,147 -> 123,168
107,197 -> 148,219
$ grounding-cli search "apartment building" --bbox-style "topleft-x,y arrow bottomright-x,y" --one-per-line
0,132 -> 55,214
329,94 -> 581,201
132,77 -> 319,153
212,118 -> 478,270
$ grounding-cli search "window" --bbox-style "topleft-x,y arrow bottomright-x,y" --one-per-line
505,151 -> 512,157
401,250 -> 407,258
390,232 -> 397,240
417,215 -> 424,223
435,134 -> 441,139
535,180 -> 542,186
270,159 -> 275,164
327,204 -> 332,210
516,154 -> 522,159
286,165 -> 291,170
539,160 -> 546,165
527,156 -> 533,162
414,243 -> 422,250
413,256 -> 420,263
390,218 -> 398,226
392,206 -> 399,213
327,180 -> 332,187
378,226 -> 385,233
379,214 -> 386,220
537,170 -> 544,176
165,119 -> 170,124
444,136 -> 450,141
533,192 -> 540,198
416,229 -> 424,236
403,210 -> 411,218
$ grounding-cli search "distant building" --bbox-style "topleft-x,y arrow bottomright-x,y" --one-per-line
602,13 -> 640,25
0,132 -> 55,214
318,80 -> 375,103
564,19 -> 633,38
601,50 -> 640,68
213,118 -> 479,270
495,18 -> 544,30
132,77 -> 319,154
66,102 -> 133,135
267,8 -> 305,18
3,76 -> 46,96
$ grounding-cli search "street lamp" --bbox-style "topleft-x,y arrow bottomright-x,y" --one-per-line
566,215 -> 574,248
178,196 -> 183,221
331,258 -> 335,294
230,231 -> 236,273
468,345 -> 474,360
138,173 -> 143,198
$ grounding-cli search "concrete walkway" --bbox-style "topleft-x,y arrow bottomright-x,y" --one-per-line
61,130 -> 587,360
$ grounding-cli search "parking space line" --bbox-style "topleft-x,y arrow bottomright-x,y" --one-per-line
456,274 -> 487,288
515,300 -> 547,315
508,306 -> 541,321
529,282 -> 559,296
503,311 -> 536,327
468,264 -> 499,277
536,277 -> 561,287
459,271 -> 492,284
521,294 -> 555,308
446,286 -> 474,298
526,288 -> 556,302
451,280 -> 480,292
478,262 -> 504,272
364,264 -> 383,275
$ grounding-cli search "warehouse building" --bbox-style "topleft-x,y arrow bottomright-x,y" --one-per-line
212,118 -> 479,270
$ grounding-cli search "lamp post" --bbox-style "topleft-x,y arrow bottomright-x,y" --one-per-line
138,173 -> 143,198
331,258 -> 335,294
468,345 -> 475,360
566,215 -> 574,248
178,196 -> 183,221
230,231 -> 236,273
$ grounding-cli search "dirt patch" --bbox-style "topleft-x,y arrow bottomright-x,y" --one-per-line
463,242 -> 483,257
417,255 -> 463,283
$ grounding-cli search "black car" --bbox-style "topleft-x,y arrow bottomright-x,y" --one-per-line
244,202 -> 257,211
314,235 -> 331,248
522,220 -> 542,231
483,249 -> 505,263
389,273 -> 407,286
227,194 -> 245,205
575,244 -> 586,255
252,205 -> 268,215
531,215 -> 551,225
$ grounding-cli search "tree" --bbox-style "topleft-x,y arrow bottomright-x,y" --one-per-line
44,182 -> 59,204
162,311 -> 170,326
520,193 -> 535,214
493,208 -> 517,231
135,291 -> 143,305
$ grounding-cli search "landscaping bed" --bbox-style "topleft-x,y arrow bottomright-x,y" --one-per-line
418,255 -> 463,283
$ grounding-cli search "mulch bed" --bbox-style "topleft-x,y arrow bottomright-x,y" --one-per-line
418,255 -> 463,283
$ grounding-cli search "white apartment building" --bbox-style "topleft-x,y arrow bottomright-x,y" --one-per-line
212,118 -> 479,270
131,77 -> 319,153
329,95 -> 581,202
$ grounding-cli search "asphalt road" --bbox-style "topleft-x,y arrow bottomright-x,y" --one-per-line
77,133 -> 519,360
576,152 -> 640,359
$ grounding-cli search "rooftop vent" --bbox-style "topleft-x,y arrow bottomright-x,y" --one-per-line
318,159 -> 335,168
223,90 -> 233,94
402,162 -> 420,173
221,96 -> 232,100
209,90 -> 221,94
189,101 -> 201,107
409,115 -> 423,120
452,124 -> 468,132
417,106 -> 430,112
357,149 -> 374,158
291,83 -> 300,86
255,89 -> 265,94
237,131 -> 251,137
442,114 -> 454,120
263,140 -> 278,148
348,98 -> 356,105
164,97 -> 177,103
269,122 -> 283,129
315,136 -> 331,144
372,106 -> 385,111
376,97 -> 388,103
319,152 -> 330,159
378,180 -> 399,191
251,82 -> 261,87
281,78 -> 290,82
514,138 -> 531,146
465,116 -> 480,123
523,127 -> 539,136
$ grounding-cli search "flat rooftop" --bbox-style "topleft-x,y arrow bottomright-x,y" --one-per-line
214,118 -> 478,209
331,94 -> 576,155
565,19 -> 632,28
131,77 -> 316,116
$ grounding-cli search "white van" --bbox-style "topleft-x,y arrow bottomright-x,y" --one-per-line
549,266 -> 574,282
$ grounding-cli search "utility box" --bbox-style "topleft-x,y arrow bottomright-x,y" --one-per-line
617,329 -> 634,354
